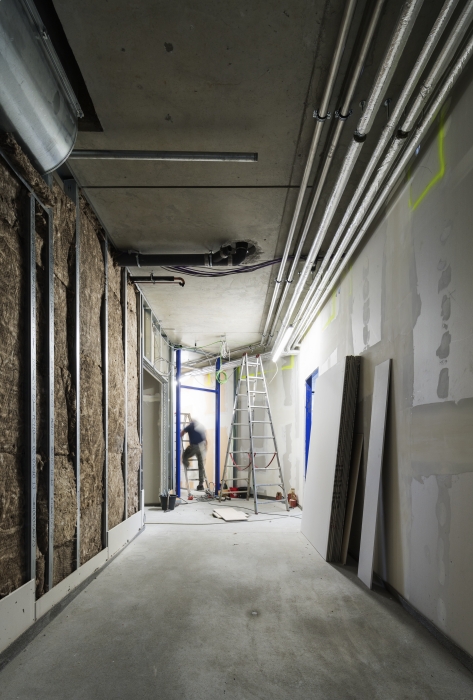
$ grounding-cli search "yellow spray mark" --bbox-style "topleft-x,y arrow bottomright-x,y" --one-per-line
281,355 -> 295,370
323,289 -> 338,330
409,112 -> 445,211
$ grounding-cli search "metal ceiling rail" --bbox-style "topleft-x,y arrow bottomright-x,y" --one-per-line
260,0 -> 358,345
69,150 -> 258,162
267,0 -> 386,341
293,0 -> 473,345
292,0 -> 463,341
270,0 -> 424,358
297,29 -> 473,342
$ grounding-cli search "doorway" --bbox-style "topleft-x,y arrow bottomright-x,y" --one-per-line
305,368 -> 318,477
143,369 -> 163,505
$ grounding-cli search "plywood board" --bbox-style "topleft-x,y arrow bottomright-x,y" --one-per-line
341,434 -> 363,565
301,358 -> 347,559
358,359 -> 391,588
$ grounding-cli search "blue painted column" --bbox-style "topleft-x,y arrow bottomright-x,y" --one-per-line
215,357 -> 221,495
175,348 -> 181,497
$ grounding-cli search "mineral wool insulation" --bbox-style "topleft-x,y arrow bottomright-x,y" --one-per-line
0,134 -> 141,599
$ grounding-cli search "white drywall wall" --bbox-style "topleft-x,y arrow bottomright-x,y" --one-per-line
265,69 -> 473,656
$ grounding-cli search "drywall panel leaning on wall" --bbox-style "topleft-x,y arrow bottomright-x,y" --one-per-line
301,359 -> 346,559
301,357 -> 359,561
358,359 -> 391,589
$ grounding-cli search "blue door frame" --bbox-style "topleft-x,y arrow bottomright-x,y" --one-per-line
305,369 -> 318,477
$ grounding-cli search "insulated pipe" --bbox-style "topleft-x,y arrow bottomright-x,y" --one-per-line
294,0 -> 471,344
260,0 -> 358,344
69,150 -> 258,162
297,31 -> 473,342
268,0 -> 385,338
0,0 -> 81,173
270,0 -> 424,356
129,275 -> 185,287
293,0 -> 462,332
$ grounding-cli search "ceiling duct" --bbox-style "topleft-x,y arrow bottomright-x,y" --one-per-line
0,0 -> 82,174
116,242 -> 256,268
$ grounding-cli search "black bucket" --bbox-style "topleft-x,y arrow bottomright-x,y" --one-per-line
160,494 -> 177,511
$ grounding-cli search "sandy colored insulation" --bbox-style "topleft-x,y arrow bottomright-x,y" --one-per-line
108,256 -> 125,527
0,138 -> 141,597
127,284 -> 141,516
0,133 -> 54,206
108,453 -> 125,529
79,200 -> 105,564
0,161 -> 25,597
0,452 -> 25,597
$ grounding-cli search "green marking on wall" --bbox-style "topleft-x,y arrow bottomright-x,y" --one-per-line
409,112 -> 446,211
323,289 -> 338,330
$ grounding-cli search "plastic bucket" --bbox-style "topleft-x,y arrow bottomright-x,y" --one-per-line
160,494 -> 177,511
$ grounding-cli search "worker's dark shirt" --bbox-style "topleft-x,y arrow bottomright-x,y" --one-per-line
183,421 -> 205,445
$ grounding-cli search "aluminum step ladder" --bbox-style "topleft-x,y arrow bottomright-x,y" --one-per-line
181,412 -> 209,492
219,354 -> 289,514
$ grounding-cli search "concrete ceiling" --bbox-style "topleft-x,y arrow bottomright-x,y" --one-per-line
54,0 -> 449,351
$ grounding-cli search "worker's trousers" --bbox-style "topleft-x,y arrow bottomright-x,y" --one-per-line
182,444 -> 205,483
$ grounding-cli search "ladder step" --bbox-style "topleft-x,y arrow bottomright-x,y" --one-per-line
254,483 -> 283,488
221,476 -> 249,481
254,467 -> 279,471
232,436 -> 276,440
251,421 -> 272,424
231,451 -> 276,455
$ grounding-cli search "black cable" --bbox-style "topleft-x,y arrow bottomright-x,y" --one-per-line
162,255 -> 310,278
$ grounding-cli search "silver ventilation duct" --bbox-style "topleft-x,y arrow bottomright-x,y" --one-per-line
0,0 -> 82,174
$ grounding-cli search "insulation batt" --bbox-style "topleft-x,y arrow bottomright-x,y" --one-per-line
108,254 -> 125,529
0,160 -> 26,596
0,134 -> 141,599
79,201 -> 105,564
127,283 -> 141,517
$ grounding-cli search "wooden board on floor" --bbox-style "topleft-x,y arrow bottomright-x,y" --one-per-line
341,433 -> 363,565
358,359 -> 391,589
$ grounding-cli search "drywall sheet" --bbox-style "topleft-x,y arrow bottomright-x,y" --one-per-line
358,359 -> 391,589
301,359 -> 346,559
108,509 -> 143,557
212,507 -> 248,521
0,579 -> 35,654
351,229 -> 384,355
341,433 -> 363,565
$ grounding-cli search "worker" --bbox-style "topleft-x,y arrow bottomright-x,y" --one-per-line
181,416 -> 207,490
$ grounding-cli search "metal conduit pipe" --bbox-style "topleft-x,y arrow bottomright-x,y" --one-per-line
268,0 -> 385,340
0,0 -> 82,173
260,0 -> 358,345
270,0 -> 424,357
69,150 -> 258,162
293,0 -> 473,345
293,0 -> 462,332
296,32 -> 473,343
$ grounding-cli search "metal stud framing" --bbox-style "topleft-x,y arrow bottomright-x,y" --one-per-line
64,179 -> 81,569
45,207 -> 55,591
122,268 -> 128,520
25,193 -> 37,585
102,235 -> 109,547
139,293 -> 144,510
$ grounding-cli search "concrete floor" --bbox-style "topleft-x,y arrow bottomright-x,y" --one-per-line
1,501 -> 473,700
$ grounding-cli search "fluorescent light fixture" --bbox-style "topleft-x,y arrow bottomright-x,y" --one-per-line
272,325 -> 294,363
